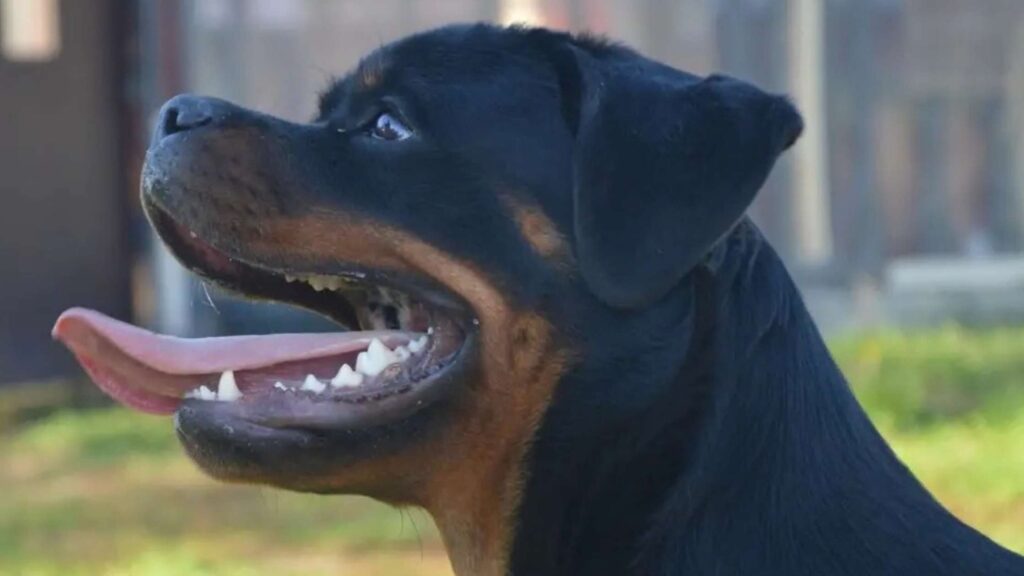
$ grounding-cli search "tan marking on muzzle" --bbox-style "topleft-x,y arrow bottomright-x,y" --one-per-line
240,212 -> 570,576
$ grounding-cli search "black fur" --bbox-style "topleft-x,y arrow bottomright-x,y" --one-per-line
514,222 -> 1024,575
499,26 -> 1022,575
147,23 -> 1024,575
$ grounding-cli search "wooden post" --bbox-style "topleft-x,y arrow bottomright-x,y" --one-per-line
789,0 -> 833,264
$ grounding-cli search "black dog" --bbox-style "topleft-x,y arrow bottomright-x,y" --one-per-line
54,24 -> 1024,575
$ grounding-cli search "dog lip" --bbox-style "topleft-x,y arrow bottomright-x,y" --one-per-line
142,193 -> 474,331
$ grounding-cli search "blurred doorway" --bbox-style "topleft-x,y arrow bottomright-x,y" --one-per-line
0,0 -> 131,383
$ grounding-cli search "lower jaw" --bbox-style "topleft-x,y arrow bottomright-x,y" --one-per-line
170,340 -> 479,491
179,333 -> 475,432
171,398 -> 443,494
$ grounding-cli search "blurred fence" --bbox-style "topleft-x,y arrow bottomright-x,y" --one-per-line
160,0 -> 1024,258
142,0 -> 1024,333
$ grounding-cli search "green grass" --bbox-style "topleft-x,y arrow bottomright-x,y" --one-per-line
883,416 -> 1024,551
832,325 -> 1024,430
0,410 -> 450,576
2,325 -> 1023,574
831,325 -> 1024,553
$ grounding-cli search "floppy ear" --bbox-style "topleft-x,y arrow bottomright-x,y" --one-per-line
556,44 -> 803,308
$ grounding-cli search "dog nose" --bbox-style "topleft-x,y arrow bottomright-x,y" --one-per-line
152,94 -> 230,145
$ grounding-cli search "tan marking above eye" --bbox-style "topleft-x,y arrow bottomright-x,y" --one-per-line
355,53 -> 388,92
500,194 -> 572,263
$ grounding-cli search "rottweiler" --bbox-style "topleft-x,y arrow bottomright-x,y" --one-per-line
54,24 -> 1024,576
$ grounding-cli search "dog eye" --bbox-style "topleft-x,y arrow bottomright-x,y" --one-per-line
369,112 -> 412,141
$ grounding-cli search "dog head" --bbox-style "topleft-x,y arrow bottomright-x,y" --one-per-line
54,23 -> 801,571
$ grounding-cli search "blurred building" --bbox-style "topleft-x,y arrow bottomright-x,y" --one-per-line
6,0 -> 1024,383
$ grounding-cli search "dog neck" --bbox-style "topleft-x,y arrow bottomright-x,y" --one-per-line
427,449 -> 524,576
506,222 -> 1023,576
430,487 -> 514,576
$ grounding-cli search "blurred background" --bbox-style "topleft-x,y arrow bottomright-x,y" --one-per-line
2,0 -> 1024,574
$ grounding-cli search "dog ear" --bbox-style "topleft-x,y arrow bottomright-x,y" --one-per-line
554,43 -> 803,308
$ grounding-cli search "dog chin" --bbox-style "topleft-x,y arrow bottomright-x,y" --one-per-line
172,384 -> 462,496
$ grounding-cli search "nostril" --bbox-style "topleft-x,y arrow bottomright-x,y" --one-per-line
164,106 -> 211,135
174,104 -> 213,131
161,107 -> 182,136
156,96 -> 216,141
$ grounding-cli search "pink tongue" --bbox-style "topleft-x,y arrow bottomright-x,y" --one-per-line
52,308 -> 414,415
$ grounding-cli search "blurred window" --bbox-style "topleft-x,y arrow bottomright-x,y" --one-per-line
1,0 -> 61,62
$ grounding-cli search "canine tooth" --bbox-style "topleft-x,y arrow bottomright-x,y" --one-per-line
274,382 -> 288,391
368,337 -> 396,361
356,338 -> 396,376
217,370 -> 242,401
330,364 -> 364,388
301,374 -> 326,393
367,337 -> 388,353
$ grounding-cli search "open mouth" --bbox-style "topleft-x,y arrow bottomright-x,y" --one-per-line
52,203 -> 475,431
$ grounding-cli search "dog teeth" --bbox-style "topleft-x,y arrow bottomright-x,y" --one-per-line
217,370 -> 242,401
184,373 -> 243,403
394,345 -> 411,361
301,374 -> 327,393
354,351 -> 370,374
289,274 -> 348,292
370,338 -> 400,371
407,335 -> 429,354
330,364 -> 364,388
354,337 -> 425,377
184,385 -> 217,401
355,338 -> 391,376
190,334 -> 433,400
